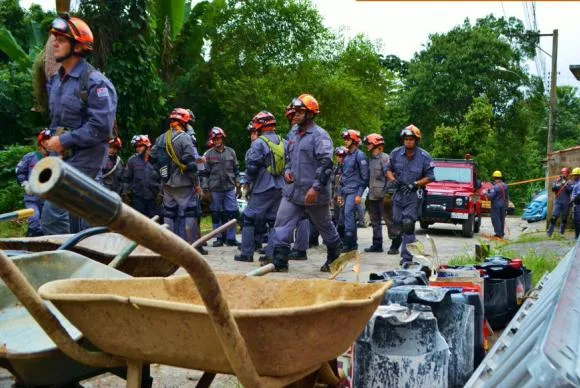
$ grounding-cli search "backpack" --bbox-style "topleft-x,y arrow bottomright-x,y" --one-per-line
259,135 -> 285,177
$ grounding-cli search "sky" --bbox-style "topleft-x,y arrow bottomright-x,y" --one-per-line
19,0 -> 580,87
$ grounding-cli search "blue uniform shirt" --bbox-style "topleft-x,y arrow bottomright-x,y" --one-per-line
570,180 -> 580,204
488,181 -> 509,209
16,151 -> 45,202
246,131 -> 285,194
284,122 -> 334,206
339,148 -> 369,197
47,58 -> 117,176
388,146 -> 435,203
553,178 -> 573,206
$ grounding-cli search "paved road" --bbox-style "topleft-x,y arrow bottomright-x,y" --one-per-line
0,216 -> 560,387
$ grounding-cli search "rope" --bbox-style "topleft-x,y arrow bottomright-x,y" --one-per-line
164,130 -> 187,174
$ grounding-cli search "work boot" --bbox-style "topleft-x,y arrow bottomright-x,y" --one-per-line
273,246 -> 290,272
289,249 -> 308,261
259,255 -> 272,266
309,238 -> 320,248
257,247 -> 266,255
197,246 -> 208,255
340,236 -> 357,253
337,225 -> 345,239
364,244 -> 384,253
226,239 -> 240,247
387,237 -> 402,255
234,254 -> 253,262
321,242 -> 342,272
212,239 -> 224,247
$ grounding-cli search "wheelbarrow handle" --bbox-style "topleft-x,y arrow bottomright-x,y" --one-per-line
28,157 -> 264,387
0,250 -> 125,368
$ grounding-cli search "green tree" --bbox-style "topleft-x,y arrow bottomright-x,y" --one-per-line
404,15 -> 536,141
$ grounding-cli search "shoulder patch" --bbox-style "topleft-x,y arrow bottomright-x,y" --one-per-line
96,87 -> 109,98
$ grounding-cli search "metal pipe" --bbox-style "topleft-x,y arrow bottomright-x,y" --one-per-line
28,157 -> 264,387
0,208 -> 34,222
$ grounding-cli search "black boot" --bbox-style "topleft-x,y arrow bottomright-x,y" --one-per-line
364,242 -> 384,253
387,237 -> 402,255
337,225 -> 345,239
197,246 -> 208,255
226,239 -> 240,247
289,249 -> 308,260
321,242 -> 342,272
273,246 -> 290,272
234,254 -> 253,262
259,255 -> 272,266
341,235 -> 358,253
212,239 -> 224,247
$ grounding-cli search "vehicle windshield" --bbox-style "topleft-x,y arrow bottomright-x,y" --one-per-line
433,166 -> 472,183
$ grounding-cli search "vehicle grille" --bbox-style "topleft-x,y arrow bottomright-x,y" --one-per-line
424,195 -> 454,210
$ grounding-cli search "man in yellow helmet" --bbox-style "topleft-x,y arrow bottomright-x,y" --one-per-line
487,170 -> 509,238
569,167 -> 580,238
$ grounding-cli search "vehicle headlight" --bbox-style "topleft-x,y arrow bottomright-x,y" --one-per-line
455,198 -> 464,206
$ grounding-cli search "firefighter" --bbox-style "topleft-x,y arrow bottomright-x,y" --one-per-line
235,112 -> 284,263
569,168 -> 580,238
387,125 -> 435,265
333,146 -> 347,238
123,135 -> 160,218
201,127 -> 242,246
363,133 -> 401,254
42,15 -> 117,235
487,170 -> 509,239
338,129 -> 369,252
15,129 -> 51,236
547,167 -> 573,237
102,136 -> 124,194
272,94 -> 341,272
150,108 -> 200,244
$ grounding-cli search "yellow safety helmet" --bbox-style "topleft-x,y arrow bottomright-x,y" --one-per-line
571,167 -> 580,176
492,170 -> 502,179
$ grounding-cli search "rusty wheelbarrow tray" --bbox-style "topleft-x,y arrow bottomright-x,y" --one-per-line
38,274 -> 386,380
0,157 -> 390,387
0,251 -> 130,387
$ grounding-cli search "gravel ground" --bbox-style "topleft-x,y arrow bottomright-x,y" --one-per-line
1,216 -> 574,387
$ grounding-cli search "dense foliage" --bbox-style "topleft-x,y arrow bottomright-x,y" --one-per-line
0,0 -> 578,214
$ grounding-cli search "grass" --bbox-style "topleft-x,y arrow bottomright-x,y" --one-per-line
448,236 -> 565,286
0,221 -> 27,238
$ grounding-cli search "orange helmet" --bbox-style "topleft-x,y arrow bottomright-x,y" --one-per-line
400,124 -> 421,140
363,133 -> 384,147
50,16 -> 93,52
291,94 -> 319,115
130,135 -> 151,148
37,129 -> 52,145
285,104 -> 296,122
169,108 -> 191,126
251,111 -> 276,131
108,136 -> 123,149
209,127 -> 226,139
342,129 -> 361,144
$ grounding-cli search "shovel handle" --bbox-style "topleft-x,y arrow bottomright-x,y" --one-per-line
28,157 -> 264,387
0,208 -> 35,222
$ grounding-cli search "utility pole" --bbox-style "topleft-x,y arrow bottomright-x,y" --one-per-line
541,29 -> 558,227
545,29 -> 558,155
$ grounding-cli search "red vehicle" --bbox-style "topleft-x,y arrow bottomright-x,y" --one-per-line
419,158 -> 482,237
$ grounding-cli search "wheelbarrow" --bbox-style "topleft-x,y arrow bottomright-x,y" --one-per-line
0,219 -> 236,387
1,157 -> 391,387
0,214 -> 237,277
